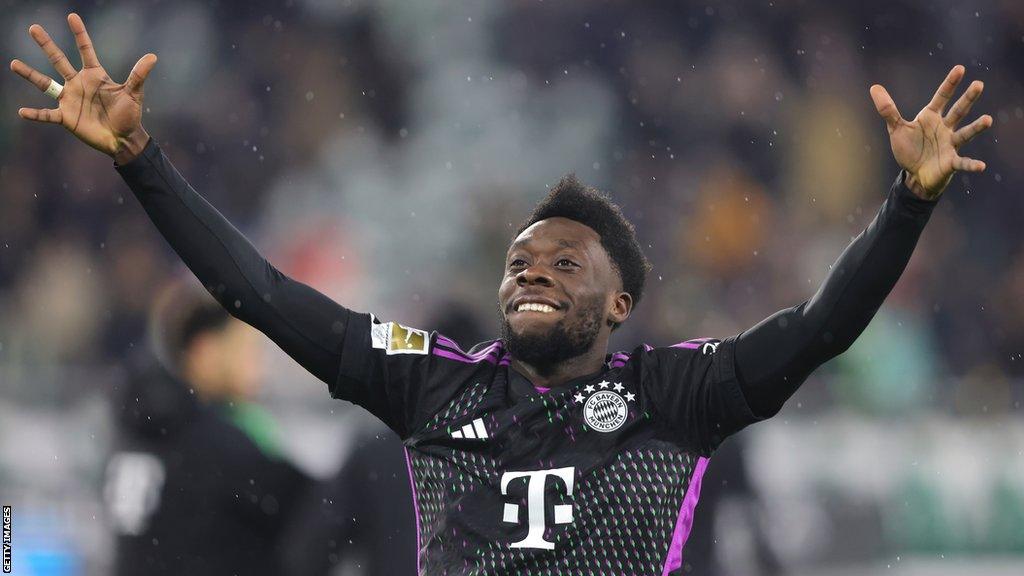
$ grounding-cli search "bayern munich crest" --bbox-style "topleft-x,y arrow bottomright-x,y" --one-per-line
574,380 -> 635,433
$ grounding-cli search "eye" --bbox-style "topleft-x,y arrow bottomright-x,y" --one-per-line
555,258 -> 578,268
508,258 -> 528,270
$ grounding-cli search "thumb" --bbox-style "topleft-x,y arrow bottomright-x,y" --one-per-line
125,53 -> 157,98
869,84 -> 902,130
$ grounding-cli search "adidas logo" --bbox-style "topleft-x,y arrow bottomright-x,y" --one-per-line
451,418 -> 489,440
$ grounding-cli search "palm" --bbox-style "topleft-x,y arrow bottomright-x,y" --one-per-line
870,65 -> 992,199
888,108 -> 961,195
55,67 -> 141,154
9,13 -> 156,157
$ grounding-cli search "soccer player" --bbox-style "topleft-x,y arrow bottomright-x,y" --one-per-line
105,281 -> 309,575
10,14 -> 994,575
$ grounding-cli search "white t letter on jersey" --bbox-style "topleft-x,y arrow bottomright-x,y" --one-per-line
499,467 -> 575,550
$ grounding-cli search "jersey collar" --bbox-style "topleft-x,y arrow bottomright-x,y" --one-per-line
507,365 -> 609,400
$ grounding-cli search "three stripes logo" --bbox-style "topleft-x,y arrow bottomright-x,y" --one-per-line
451,417 -> 489,440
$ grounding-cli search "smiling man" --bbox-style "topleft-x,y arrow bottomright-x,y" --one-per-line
499,207 -> 644,390
9,13 -> 994,575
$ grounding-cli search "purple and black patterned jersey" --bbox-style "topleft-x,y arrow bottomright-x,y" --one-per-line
118,137 -> 938,575
334,313 -> 760,574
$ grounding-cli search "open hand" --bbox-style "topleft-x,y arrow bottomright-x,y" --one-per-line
9,13 -> 156,163
870,65 -> 993,200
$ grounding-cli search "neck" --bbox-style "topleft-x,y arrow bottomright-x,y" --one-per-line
509,344 -> 608,389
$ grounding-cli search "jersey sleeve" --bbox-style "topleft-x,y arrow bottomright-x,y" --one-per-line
637,335 -> 764,456
331,311 -> 490,440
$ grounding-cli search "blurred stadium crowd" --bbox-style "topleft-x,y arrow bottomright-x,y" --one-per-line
1,1 -> 1022,575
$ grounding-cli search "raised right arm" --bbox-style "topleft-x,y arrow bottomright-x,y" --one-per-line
9,13 -> 348,386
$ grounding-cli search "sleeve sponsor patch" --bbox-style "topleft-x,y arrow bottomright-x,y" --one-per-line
370,320 -> 430,355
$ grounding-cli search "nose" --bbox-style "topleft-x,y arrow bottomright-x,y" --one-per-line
516,264 -> 554,287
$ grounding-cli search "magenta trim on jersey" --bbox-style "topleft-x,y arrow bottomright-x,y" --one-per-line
608,351 -> 632,368
462,346 -> 499,358
669,338 -> 714,350
435,334 -> 468,352
436,336 -> 502,359
534,385 -> 551,393
403,447 -> 422,575
661,456 -> 710,576
433,348 -> 501,364
435,343 -> 500,360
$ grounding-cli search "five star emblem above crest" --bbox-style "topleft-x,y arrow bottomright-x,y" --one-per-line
584,384 -> 595,393
612,382 -> 624,392
597,380 -> 610,389
573,393 -> 586,404
624,392 -> 636,402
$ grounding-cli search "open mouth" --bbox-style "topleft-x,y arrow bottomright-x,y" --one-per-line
508,296 -> 563,315
515,302 -> 558,313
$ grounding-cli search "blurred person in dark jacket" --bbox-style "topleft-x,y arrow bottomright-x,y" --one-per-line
103,280 -> 310,576
685,434 -> 783,576
280,428 -> 416,576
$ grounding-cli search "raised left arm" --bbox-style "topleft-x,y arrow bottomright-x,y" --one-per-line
732,65 -> 992,418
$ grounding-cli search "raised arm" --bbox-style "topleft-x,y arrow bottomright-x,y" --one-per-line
9,13 -> 349,386
733,65 -> 993,418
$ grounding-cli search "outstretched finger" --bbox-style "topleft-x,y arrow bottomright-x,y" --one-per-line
17,107 -> 63,124
952,114 -> 993,148
926,65 -> 965,113
124,53 -> 158,98
945,80 -> 983,128
952,155 -> 986,173
29,24 -> 76,81
10,59 -> 60,94
869,84 -> 903,130
67,13 -> 100,68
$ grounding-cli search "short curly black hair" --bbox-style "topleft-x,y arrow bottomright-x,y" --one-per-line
516,173 -> 651,321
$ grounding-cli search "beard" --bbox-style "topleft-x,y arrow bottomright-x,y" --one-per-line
500,297 -> 604,376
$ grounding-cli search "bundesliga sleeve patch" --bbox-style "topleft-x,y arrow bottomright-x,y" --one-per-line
371,321 -> 430,355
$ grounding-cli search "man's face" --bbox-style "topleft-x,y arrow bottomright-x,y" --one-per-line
187,320 -> 264,401
498,217 -> 630,370
216,320 -> 264,400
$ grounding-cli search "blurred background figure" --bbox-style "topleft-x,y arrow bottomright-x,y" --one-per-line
103,280 -> 310,576
1,1 -> 1022,575
278,305 -> 483,576
686,434 -> 783,576
280,427 -> 415,576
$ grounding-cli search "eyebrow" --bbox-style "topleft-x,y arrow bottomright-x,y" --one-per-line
509,238 -> 582,251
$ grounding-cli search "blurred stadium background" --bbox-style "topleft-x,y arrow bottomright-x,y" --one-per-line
1,0 -> 1023,575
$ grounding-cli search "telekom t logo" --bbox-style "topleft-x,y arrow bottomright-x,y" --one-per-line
500,467 -> 575,550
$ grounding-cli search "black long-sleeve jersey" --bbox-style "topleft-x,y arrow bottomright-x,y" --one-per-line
115,137 -> 937,575
104,352 -> 309,576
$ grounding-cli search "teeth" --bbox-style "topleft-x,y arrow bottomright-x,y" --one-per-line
517,302 -> 556,313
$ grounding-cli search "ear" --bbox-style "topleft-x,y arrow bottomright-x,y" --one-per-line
608,291 -> 632,326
